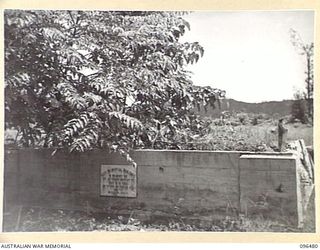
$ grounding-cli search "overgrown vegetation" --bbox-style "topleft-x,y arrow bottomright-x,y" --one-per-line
289,29 -> 314,123
5,10 -> 225,162
5,111 -> 313,151
8,207 -> 309,232
290,92 -> 309,124
5,11 -> 314,158
163,112 -> 313,151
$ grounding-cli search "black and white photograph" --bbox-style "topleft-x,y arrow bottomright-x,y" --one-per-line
3,9 -> 315,233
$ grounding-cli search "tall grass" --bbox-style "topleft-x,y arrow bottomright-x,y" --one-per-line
192,123 -> 276,152
191,117 -> 313,152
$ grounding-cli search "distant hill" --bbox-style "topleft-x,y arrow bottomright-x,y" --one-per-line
197,99 -> 295,118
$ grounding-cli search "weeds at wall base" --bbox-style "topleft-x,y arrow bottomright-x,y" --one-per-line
3,206 -> 313,232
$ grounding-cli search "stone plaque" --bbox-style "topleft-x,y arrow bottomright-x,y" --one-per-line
100,165 -> 137,197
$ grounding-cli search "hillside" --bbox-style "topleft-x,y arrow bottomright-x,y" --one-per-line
198,99 -> 295,118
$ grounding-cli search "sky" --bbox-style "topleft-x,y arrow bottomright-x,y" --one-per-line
180,11 -> 314,103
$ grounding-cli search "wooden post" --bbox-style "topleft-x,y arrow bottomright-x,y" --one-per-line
278,119 -> 286,151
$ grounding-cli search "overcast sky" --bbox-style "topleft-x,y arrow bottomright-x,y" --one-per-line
181,11 -> 314,103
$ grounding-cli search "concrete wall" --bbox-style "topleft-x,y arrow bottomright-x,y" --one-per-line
239,155 -> 299,225
3,148 -> 308,228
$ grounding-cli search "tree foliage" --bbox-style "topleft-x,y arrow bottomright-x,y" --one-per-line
290,29 -> 314,120
5,10 -> 224,159
291,92 -> 308,124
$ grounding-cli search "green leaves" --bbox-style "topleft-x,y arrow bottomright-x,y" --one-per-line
6,72 -> 30,88
41,27 -> 66,41
56,82 -> 87,109
5,10 -> 224,157
108,112 -> 144,131
63,112 -> 102,152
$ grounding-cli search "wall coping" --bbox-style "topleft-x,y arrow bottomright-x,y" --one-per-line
5,146 -> 294,156
240,154 -> 296,159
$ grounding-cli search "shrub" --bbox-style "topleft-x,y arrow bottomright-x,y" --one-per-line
251,117 -> 258,126
291,94 -> 308,124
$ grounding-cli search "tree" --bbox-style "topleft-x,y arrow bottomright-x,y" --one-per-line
290,29 -> 314,120
5,10 -> 224,160
291,92 -> 308,124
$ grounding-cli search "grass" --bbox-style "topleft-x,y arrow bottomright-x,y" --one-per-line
3,206 -> 309,232
285,122 -> 313,145
191,117 -> 313,152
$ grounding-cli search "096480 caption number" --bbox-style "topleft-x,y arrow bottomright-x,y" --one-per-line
300,244 -> 318,248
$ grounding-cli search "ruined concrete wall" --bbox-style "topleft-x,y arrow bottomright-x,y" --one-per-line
3,148 -> 302,226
